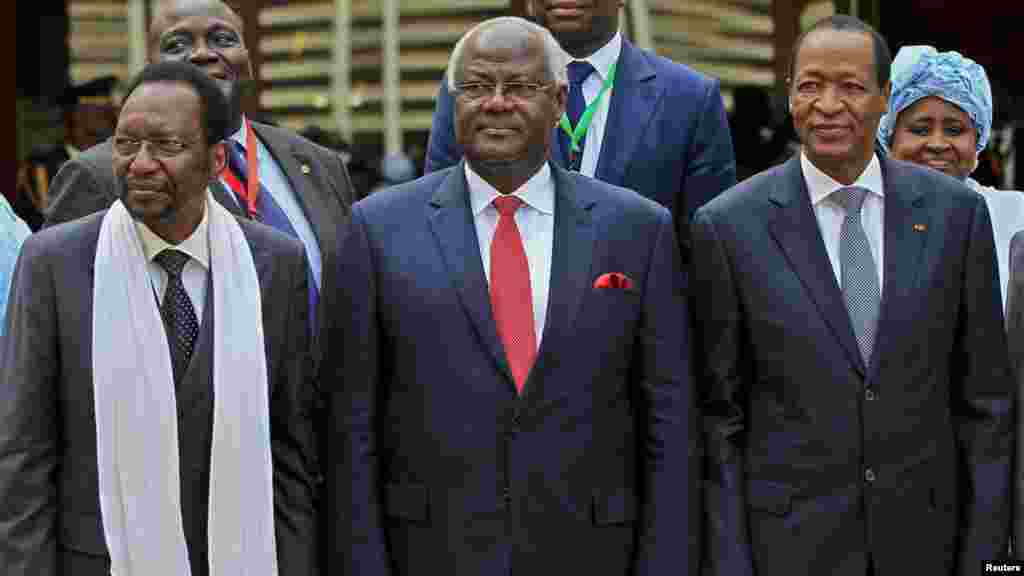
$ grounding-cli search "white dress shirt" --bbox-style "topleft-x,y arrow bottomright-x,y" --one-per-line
136,201 -> 210,322
466,162 -> 555,348
567,31 -> 622,178
801,151 -> 885,291
226,116 -> 322,291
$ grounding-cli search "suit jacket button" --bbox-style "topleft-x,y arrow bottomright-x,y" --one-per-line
864,468 -> 876,483
865,389 -> 876,401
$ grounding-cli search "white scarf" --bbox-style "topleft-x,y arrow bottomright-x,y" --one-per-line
92,195 -> 277,576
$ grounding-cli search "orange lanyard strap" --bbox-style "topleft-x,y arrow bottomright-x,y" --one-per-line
243,119 -> 260,217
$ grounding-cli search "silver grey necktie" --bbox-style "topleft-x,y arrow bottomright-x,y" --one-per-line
835,186 -> 880,365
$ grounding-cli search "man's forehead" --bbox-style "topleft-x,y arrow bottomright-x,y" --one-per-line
151,0 -> 241,34
471,23 -> 539,55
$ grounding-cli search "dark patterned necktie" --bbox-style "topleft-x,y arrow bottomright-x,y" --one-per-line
155,249 -> 199,386
835,186 -> 880,365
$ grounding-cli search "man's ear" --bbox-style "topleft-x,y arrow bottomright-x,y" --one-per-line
209,141 -> 227,180
553,83 -> 568,125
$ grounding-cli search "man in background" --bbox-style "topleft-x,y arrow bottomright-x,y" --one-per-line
424,0 -> 736,265
14,76 -> 119,230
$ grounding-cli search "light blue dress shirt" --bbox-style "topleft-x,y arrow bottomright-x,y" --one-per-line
1,195 -> 31,331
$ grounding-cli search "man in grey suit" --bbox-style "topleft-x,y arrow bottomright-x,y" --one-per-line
693,15 -> 1014,576
0,62 -> 318,575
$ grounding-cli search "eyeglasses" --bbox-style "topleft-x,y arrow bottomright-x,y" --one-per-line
454,81 -> 552,102
113,136 -> 196,158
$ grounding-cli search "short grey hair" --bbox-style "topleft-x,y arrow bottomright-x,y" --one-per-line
446,16 -> 569,92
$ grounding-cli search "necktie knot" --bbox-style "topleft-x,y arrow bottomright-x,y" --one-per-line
567,61 -> 595,86
155,249 -> 190,277
835,186 -> 869,215
493,195 -> 524,217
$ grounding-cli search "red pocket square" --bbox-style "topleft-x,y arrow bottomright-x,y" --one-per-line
593,272 -> 634,290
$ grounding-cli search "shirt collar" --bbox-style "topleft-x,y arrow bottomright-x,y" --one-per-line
135,200 -> 210,270
801,151 -> 885,207
465,161 -> 555,217
563,30 -> 622,82
65,144 -> 81,160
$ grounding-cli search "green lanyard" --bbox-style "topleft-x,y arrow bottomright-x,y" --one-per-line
559,61 -> 618,156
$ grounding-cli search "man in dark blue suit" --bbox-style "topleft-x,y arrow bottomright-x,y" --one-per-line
424,0 -> 735,266
327,16 -> 697,576
693,16 -> 1013,576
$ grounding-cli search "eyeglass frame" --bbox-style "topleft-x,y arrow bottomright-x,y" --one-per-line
453,80 -> 556,102
112,135 -> 202,159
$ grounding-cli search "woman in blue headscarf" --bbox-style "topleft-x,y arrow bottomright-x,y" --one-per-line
878,45 -> 1024,309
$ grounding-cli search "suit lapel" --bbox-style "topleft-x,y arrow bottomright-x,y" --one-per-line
766,157 -> 866,376
427,163 -> 516,389
250,122 -> 331,252
523,167 -> 596,407
868,158 -> 928,382
594,40 -> 660,186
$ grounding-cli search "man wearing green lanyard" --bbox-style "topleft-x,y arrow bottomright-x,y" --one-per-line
426,0 -> 737,266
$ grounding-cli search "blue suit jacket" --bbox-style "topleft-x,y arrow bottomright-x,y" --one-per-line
425,39 -> 736,266
326,162 -> 699,576
692,155 -> 1014,576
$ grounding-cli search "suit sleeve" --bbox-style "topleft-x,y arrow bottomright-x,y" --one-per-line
326,205 -> 390,576
424,79 -> 461,174
678,79 -> 736,266
271,246 -> 320,576
0,237 -> 59,576
632,208 -> 701,576
328,148 -> 360,205
690,208 -> 755,576
1007,231 -> 1024,558
952,196 -> 1015,571
42,159 -> 115,228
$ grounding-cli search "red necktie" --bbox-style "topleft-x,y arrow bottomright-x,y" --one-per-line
490,195 -> 537,394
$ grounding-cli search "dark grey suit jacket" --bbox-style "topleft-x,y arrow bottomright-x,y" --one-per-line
693,155 -> 1014,576
0,211 -> 319,576
1004,229 -> 1024,558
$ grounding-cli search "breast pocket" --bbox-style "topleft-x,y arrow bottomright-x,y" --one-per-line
578,289 -> 642,349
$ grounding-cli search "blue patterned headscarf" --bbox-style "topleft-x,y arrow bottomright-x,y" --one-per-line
877,45 -> 992,156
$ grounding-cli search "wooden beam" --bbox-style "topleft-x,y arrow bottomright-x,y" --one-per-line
773,0 -> 802,100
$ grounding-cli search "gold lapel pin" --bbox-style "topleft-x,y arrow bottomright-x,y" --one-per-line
913,223 -> 927,232
301,164 -> 311,175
